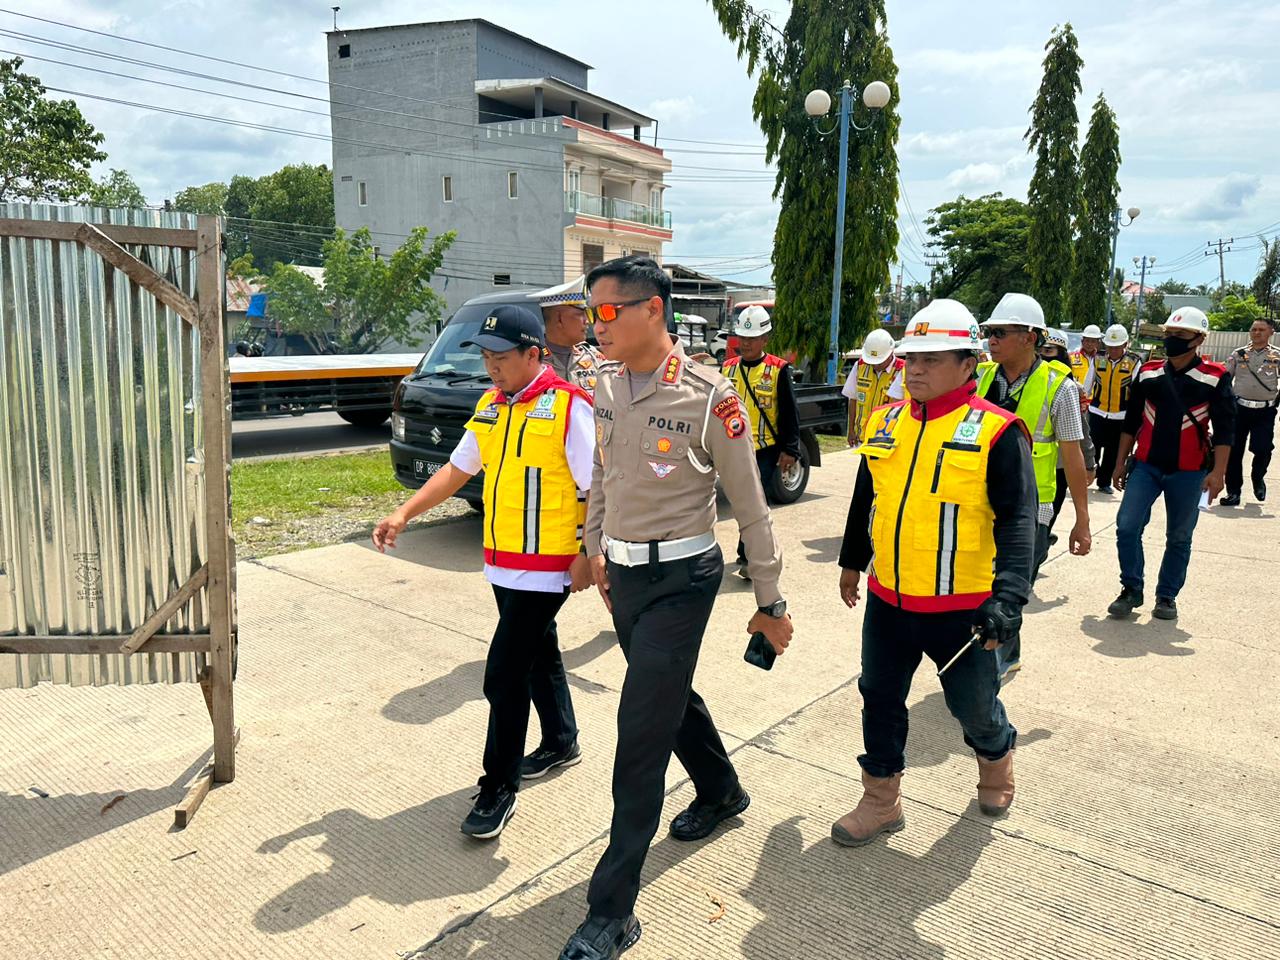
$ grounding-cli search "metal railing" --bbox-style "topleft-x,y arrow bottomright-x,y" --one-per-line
565,191 -> 672,229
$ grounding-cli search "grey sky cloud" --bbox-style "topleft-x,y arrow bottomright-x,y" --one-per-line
1163,173 -> 1263,223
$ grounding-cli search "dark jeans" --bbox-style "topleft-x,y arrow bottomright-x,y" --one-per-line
1090,413 -> 1124,488
858,593 -> 1017,779
479,584 -> 574,794
1225,403 -> 1276,495
587,545 -> 738,918
736,449 -> 778,564
1115,461 -> 1206,601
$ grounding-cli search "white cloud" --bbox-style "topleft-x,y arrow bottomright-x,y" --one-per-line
942,155 -> 1031,192
1161,173 -> 1262,223
646,96 -> 702,126
900,126 -> 1024,159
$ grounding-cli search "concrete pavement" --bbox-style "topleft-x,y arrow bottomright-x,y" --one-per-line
2,448 -> 1277,959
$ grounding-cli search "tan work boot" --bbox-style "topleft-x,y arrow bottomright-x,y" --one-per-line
976,751 -> 1015,816
831,770 -> 905,847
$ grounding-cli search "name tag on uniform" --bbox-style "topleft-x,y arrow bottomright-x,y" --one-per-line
474,403 -> 499,421
526,392 -> 557,420
951,421 -> 981,444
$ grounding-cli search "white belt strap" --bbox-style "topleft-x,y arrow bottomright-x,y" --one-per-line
603,532 -> 717,567
1237,397 -> 1276,410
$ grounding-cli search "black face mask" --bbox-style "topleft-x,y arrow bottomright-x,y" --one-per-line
1163,335 -> 1196,358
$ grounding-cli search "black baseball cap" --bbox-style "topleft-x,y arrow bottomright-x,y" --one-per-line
461,304 -> 545,352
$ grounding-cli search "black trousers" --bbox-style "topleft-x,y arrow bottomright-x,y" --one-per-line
1225,403 -> 1276,495
479,584 -> 574,794
737,448 -> 779,563
1090,413 -> 1124,488
587,545 -> 738,918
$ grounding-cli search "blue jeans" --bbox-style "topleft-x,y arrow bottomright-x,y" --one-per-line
1115,461 -> 1206,601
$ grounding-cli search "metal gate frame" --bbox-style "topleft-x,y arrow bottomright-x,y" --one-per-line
0,214 -> 236,827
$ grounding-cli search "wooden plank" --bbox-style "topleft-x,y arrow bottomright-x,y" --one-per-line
0,635 -> 212,654
76,223 -> 201,325
173,728 -> 239,829
0,218 -> 198,248
119,565 -> 209,655
197,214 -> 238,785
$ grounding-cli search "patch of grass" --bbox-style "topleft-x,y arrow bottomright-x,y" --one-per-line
817,433 -> 852,454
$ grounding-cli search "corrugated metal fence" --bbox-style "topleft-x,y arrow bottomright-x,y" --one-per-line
0,204 -> 210,687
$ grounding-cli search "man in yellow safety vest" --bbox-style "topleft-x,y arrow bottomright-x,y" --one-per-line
843,327 -> 906,446
1090,323 -> 1143,494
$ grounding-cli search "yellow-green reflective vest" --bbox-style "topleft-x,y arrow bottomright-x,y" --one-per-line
976,360 -> 1068,503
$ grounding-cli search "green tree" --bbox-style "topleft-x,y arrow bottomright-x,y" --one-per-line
85,168 -> 147,208
1208,293 -> 1265,331
221,164 -> 334,267
1210,280 -> 1251,312
925,193 -> 1032,320
172,181 -> 229,216
708,0 -> 900,369
1156,279 -> 1192,295
1138,288 -> 1170,325
1066,92 -> 1119,329
1251,238 -> 1279,316
1025,24 -> 1083,328
0,57 -> 106,202
262,226 -> 455,353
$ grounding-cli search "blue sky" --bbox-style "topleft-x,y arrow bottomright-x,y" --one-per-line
20,0 -> 1280,291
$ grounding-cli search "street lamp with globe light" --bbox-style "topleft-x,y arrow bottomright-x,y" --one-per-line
1105,205 -> 1141,328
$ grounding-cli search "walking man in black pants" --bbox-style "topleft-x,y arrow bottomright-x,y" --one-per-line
372,304 -> 594,838
1222,317 -> 1279,505
1089,323 -> 1142,494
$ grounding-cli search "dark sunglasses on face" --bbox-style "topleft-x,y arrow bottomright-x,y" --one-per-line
585,298 -> 650,324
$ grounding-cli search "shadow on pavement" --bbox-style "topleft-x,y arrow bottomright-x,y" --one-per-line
801,536 -> 842,564
1211,503 -> 1273,520
1024,591 -> 1068,613
1080,614 -> 1195,659
905,691 -> 1051,770
352,517 -> 485,573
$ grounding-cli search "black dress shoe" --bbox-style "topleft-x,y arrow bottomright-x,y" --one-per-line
1255,480 -> 1267,502
1152,597 -> 1178,620
559,913 -> 641,960
1107,586 -> 1143,618
669,788 -> 750,841
1220,493 -> 1241,507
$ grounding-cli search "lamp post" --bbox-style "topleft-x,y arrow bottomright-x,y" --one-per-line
1104,206 -> 1140,328
806,78 -> 891,384
1132,254 -> 1155,336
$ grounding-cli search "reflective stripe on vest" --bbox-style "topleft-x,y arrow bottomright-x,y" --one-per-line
723,354 -> 786,451
856,400 -> 1010,612
466,386 -> 583,570
977,361 -> 1067,503
1092,353 -> 1140,414
853,358 -> 904,440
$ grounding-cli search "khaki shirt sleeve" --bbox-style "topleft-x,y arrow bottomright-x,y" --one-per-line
584,437 -> 606,557
703,382 -> 783,606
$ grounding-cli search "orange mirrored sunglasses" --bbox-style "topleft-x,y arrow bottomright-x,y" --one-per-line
585,298 -> 650,323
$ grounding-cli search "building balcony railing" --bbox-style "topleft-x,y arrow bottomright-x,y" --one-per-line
565,191 -> 672,230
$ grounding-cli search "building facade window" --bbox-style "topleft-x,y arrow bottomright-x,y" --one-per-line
507,171 -> 518,199
357,180 -> 368,206
582,243 -> 605,274
443,176 -> 453,202
567,167 -> 580,198
650,188 -> 661,212
493,273 -> 511,286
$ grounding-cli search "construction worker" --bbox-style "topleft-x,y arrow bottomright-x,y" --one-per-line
835,299 -> 1035,848
1040,330 -> 1097,540
372,305 -> 595,838
1090,323 -> 1143,494
1108,307 -> 1234,621
722,304 -> 802,577
537,275 -> 604,393
843,328 -> 905,446
558,256 -> 791,960
977,294 -> 1091,679
1222,317 -> 1279,505
1069,323 -> 1103,395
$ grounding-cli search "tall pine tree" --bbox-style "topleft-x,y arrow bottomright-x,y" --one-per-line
708,1 -> 900,369
1025,24 -> 1082,328
1067,93 -> 1120,329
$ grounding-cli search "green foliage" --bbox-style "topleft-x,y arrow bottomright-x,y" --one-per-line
0,57 -> 106,202
1137,289 -> 1170,325
84,168 -> 147,209
1210,280 -> 1251,312
925,193 -> 1032,320
708,0 -> 900,369
1156,279 -> 1192,295
1252,239 -> 1279,316
1209,293 -> 1265,331
262,226 -> 455,354
1067,93 -> 1119,329
1109,289 -> 1136,329
226,252 -> 259,280
172,181 -> 228,216
1025,24 -> 1083,327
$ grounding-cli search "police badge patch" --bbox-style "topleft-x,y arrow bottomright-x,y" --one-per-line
648,461 -> 678,478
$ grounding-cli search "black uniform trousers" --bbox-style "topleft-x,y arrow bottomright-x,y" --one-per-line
1090,412 -> 1124,488
587,544 -> 739,918
736,448 -> 779,563
479,584 -> 574,795
1225,403 -> 1276,495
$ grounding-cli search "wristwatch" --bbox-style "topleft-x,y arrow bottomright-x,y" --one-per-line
758,599 -> 787,618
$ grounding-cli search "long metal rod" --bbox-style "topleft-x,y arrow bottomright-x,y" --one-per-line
826,82 -> 852,385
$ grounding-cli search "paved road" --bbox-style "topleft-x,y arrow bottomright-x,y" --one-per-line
231,412 -> 391,460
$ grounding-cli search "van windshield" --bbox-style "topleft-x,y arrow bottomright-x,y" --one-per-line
415,301 -> 531,377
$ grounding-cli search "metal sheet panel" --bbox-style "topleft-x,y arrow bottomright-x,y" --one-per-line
0,204 -> 213,687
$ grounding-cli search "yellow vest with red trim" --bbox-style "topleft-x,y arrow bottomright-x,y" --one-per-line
722,354 -> 788,450
1067,351 -> 1090,385
856,392 -> 1017,612
465,381 -> 584,571
851,358 -> 907,440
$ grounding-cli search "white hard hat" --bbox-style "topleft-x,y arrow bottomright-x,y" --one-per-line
861,328 -> 895,363
895,299 -> 982,354
736,305 -> 772,335
1081,324 -> 1104,339
1164,306 -> 1209,334
1045,329 -> 1069,350
1102,323 -> 1130,347
985,292 -> 1046,331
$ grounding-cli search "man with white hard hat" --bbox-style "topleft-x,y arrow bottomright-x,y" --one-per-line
1040,330 -> 1097,540
1107,306 -> 1234,621
536,275 -> 605,394
843,327 -> 905,446
1089,323 -> 1143,494
835,299 -> 1036,845
1069,323 -> 1103,394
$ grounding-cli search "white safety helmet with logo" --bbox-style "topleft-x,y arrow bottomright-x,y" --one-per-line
735,304 -> 773,335
1163,306 -> 1210,334
984,292 -> 1047,330
895,299 -> 983,353
1080,323 -> 1104,339
1102,323 -> 1130,347
861,328 -> 896,363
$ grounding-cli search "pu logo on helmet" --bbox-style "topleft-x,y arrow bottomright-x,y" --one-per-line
912,322 -> 930,336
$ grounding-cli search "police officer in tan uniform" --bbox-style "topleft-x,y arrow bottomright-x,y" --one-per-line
536,275 -> 605,393
557,256 -> 793,960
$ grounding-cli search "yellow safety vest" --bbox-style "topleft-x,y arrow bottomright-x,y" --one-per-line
1067,352 -> 1091,385
976,360 -> 1069,504
851,358 -> 906,441
856,386 -> 1019,612
722,354 -> 787,451
1091,353 -> 1141,415
465,376 -> 585,570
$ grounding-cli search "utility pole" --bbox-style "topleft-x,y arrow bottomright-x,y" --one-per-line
1206,237 -> 1233,289
1132,255 -> 1155,336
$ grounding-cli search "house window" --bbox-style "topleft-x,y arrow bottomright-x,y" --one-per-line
338,44 -> 351,59
493,273 -> 511,286
507,171 -> 518,199
567,167 -> 581,197
582,243 -> 605,275
443,176 -> 453,202
372,246 -> 380,259
357,180 -> 368,206
650,188 -> 662,211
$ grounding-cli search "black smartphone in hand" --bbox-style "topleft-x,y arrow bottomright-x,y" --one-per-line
744,631 -> 776,671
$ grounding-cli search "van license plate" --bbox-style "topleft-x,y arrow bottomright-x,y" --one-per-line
413,459 -> 442,479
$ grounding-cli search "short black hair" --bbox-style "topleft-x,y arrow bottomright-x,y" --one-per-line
1254,316 -> 1276,330
586,255 -> 671,312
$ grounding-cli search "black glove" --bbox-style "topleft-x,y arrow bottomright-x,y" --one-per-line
972,596 -> 1022,647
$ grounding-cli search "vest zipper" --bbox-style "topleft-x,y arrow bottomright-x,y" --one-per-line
489,404 -> 516,553
892,405 -> 928,605
930,449 -> 944,494
516,416 -> 530,458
